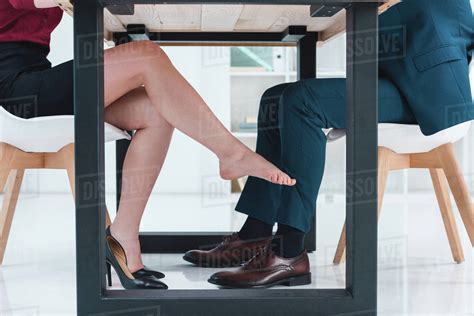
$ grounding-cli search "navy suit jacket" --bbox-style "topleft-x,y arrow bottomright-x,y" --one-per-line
379,0 -> 473,135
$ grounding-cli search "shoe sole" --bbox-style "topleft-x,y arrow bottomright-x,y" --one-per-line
182,254 -> 244,268
208,273 -> 312,289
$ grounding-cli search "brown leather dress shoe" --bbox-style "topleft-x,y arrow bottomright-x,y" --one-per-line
183,233 -> 270,268
208,249 -> 311,288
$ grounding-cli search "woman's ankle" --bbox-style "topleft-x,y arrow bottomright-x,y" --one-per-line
110,223 -> 139,242
219,143 -> 248,162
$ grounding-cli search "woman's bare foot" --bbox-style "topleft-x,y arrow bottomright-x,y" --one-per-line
110,225 -> 144,273
219,148 -> 296,186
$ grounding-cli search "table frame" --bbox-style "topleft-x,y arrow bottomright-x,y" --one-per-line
113,26 -> 319,254
73,1 -> 379,315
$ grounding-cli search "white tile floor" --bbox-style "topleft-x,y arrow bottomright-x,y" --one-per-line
0,192 -> 472,315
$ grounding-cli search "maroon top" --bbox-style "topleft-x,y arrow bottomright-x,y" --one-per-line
0,0 -> 63,48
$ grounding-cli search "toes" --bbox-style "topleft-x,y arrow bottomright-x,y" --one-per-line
280,173 -> 290,186
269,172 -> 296,186
273,174 -> 283,185
279,174 -> 284,185
270,174 -> 277,183
282,174 -> 296,186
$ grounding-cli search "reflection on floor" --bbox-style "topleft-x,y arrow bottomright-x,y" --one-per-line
0,193 -> 472,315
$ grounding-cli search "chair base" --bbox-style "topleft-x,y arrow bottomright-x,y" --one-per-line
333,143 -> 473,265
0,143 -> 112,265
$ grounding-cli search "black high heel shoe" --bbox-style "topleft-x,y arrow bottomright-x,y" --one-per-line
105,227 -> 168,289
106,263 -> 165,285
133,267 -> 165,280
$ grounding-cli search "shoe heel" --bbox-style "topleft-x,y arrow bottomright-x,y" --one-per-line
282,273 -> 312,287
106,262 -> 112,287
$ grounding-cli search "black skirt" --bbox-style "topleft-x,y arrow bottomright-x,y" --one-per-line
0,41 -> 73,119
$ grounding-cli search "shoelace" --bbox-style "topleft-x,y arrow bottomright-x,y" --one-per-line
245,246 -> 273,269
220,233 -> 239,246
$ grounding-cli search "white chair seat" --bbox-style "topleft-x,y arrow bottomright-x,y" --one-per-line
327,121 -> 472,154
0,106 -> 131,153
328,61 -> 473,154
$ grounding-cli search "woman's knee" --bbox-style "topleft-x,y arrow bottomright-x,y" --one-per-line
135,41 -> 166,58
106,41 -> 170,88
112,41 -> 170,70
134,41 -> 171,69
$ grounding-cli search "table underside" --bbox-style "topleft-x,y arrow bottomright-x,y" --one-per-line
59,1 -> 399,42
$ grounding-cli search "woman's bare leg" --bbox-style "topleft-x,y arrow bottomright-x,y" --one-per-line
102,42 -> 296,272
105,87 -> 174,272
104,41 -> 296,186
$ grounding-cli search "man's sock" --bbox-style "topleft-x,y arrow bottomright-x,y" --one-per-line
272,223 -> 305,258
238,216 -> 273,241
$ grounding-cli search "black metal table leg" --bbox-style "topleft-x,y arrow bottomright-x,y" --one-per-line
74,1 -> 106,314
115,138 -> 130,209
110,30 -> 320,253
345,2 -> 379,313
112,34 -> 132,210
297,32 -> 318,251
297,32 -> 318,81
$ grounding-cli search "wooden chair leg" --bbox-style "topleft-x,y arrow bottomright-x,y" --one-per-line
333,223 -> 347,264
0,144 -> 15,193
429,168 -> 465,263
0,169 -> 25,265
60,144 -> 112,228
437,144 -> 474,246
0,171 -> 7,193
333,147 -> 392,264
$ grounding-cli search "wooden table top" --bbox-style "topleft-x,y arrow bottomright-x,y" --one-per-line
57,1 -> 400,43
